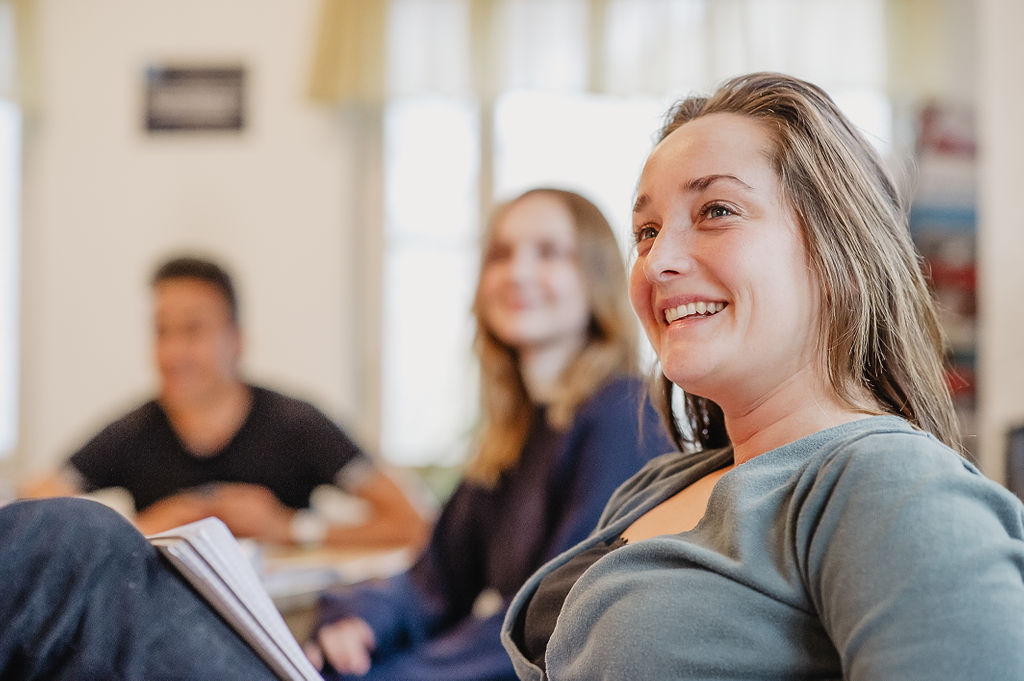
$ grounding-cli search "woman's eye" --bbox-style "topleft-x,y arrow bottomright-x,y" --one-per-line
538,242 -> 571,260
485,246 -> 510,263
634,224 -> 658,243
703,204 -> 733,219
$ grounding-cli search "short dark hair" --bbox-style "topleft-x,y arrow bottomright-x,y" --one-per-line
151,256 -> 239,324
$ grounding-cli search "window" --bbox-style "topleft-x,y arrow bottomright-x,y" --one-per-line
381,98 -> 481,466
380,91 -> 668,467
377,0 -> 889,468
0,100 -> 19,457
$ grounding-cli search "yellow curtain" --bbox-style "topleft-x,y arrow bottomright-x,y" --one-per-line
0,0 -> 38,112
308,0 -> 891,106
885,0 -> 975,101
308,0 -> 389,103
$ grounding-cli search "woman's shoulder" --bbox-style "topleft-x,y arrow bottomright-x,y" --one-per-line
792,416 -> 1020,515
788,417 -> 1024,592
810,416 -> 973,479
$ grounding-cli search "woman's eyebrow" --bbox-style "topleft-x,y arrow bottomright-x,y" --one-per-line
633,174 -> 753,215
684,173 -> 753,193
633,193 -> 650,214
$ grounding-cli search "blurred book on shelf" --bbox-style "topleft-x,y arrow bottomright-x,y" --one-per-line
909,100 -> 977,451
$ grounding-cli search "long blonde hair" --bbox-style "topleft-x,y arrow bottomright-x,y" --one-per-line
648,72 -> 960,454
466,188 -> 638,486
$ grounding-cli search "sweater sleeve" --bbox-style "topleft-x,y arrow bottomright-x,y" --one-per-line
800,432 -> 1024,680
316,480 -> 487,655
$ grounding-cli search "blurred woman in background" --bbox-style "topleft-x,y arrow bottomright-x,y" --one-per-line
308,188 -> 672,680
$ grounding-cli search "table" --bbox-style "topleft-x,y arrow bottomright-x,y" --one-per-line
257,544 -> 414,640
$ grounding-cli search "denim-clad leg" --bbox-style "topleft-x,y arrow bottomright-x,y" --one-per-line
0,498 -> 278,681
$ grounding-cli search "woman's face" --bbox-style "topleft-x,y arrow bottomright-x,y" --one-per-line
478,193 -> 591,355
629,112 -> 823,412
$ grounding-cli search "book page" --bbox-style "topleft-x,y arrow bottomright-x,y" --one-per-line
149,518 -> 323,681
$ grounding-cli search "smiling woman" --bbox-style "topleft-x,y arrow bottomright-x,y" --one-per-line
647,75 -> 960,453
500,72 -> 1024,681
476,192 -> 591,402
629,115 -> 825,455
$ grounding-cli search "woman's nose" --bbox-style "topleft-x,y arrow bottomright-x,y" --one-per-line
509,248 -> 536,280
642,228 -> 693,282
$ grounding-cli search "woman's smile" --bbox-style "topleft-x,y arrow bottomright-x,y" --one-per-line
629,112 -> 822,410
662,300 -> 727,324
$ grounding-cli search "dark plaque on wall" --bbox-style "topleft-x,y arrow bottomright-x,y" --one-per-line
145,65 -> 246,132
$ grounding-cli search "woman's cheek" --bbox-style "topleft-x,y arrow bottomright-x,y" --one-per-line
628,263 -> 658,339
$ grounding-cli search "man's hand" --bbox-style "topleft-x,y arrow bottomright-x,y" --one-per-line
208,483 -> 293,544
134,491 -> 215,535
311,617 -> 376,676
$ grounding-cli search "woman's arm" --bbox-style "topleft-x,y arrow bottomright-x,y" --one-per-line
315,480 -> 489,657
805,436 -> 1024,679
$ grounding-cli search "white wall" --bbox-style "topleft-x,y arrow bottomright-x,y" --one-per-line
11,0 -> 1024,484
977,0 -> 1024,482
15,0 -> 365,475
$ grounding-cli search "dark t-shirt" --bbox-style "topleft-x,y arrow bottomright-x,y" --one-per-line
516,536 -> 628,670
69,385 -> 369,512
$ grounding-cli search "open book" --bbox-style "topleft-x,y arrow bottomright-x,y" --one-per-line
148,518 -> 324,681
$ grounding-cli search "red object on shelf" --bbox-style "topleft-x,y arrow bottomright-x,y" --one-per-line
945,365 -> 974,396
926,260 -> 977,292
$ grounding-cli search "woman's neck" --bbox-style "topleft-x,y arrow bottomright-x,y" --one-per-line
518,337 -> 586,404
720,367 -> 872,465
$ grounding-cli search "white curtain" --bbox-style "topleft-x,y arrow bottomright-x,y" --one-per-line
380,0 -> 885,100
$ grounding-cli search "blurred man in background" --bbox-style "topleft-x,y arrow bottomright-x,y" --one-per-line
22,255 -> 426,549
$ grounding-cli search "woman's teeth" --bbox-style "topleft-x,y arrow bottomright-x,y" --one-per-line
664,301 -> 726,323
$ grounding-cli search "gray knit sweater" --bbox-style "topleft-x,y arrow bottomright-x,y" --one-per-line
501,416 -> 1024,680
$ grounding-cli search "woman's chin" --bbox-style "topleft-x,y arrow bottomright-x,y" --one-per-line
660,358 -> 713,393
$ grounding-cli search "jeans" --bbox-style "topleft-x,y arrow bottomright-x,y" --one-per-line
0,497 -> 278,680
